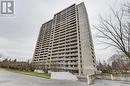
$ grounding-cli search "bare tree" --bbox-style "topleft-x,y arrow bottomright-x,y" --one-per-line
94,2 -> 130,60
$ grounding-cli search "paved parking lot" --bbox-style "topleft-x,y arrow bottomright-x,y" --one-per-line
0,69 -> 130,86
92,79 -> 130,86
0,69 -> 87,86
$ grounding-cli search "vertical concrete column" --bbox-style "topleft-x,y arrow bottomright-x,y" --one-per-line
77,2 -> 96,75
87,74 -> 95,85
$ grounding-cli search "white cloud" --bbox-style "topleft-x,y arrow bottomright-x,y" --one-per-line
0,0 -> 128,61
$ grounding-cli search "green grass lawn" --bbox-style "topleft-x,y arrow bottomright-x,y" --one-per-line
5,69 -> 51,79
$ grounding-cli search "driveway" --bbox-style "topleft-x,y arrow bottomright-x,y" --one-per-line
0,69 -> 130,86
0,69 -> 87,86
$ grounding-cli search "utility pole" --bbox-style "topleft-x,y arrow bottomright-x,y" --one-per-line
128,6 -> 130,56
128,23 -> 130,56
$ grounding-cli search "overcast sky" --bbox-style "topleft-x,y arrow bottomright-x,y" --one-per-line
0,0 -> 128,62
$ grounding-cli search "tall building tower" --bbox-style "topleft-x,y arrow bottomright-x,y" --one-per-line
32,2 -> 96,75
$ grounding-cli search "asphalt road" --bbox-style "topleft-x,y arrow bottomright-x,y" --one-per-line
0,69 -> 87,86
94,79 -> 130,86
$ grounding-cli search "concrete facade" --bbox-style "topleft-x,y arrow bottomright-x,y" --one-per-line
32,2 -> 96,75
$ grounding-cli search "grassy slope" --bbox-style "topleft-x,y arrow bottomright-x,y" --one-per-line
6,69 -> 51,79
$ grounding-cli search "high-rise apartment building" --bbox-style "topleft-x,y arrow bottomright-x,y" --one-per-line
32,2 -> 96,75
